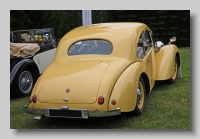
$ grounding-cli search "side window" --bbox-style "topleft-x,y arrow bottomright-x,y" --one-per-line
136,30 -> 152,58
144,30 -> 151,45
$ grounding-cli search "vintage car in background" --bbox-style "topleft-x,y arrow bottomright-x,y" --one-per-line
10,28 -> 57,97
23,22 -> 181,120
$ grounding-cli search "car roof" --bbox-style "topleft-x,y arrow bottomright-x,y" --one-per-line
56,22 -> 148,59
67,22 -> 146,38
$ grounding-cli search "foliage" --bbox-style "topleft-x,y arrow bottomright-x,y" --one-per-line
10,10 -> 82,39
10,10 -> 190,47
93,10 -> 190,47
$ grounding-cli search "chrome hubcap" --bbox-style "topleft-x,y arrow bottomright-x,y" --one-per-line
174,64 -> 177,73
137,88 -> 142,105
19,71 -> 33,94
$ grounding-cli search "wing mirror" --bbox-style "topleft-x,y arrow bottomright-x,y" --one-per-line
169,37 -> 176,44
155,41 -> 164,47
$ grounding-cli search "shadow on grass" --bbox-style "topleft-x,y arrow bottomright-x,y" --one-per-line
10,90 -> 18,99
152,79 -> 181,90
10,90 -> 21,100
153,80 -> 169,88
17,112 -> 138,129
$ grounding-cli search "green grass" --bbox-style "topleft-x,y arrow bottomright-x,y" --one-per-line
10,47 -> 190,129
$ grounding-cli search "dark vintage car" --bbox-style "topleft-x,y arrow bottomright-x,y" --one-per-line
10,28 -> 57,97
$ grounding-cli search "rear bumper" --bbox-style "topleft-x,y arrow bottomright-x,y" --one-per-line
22,105 -> 121,119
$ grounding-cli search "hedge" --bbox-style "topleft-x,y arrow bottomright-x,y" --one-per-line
10,10 -> 190,47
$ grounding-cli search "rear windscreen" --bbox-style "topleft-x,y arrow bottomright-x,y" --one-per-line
68,40 -> 113,56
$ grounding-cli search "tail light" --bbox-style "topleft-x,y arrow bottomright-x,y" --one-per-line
98,96 -> 104,105
28,99 -> 32,103
32,95 -> 37,103
111,100 -> 116,105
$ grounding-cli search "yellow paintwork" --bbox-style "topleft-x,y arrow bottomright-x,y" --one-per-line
108,62 -> 151,112
28,23 -> 179,113
155,44 -> 179,80
172,59 -> 178,80
54,23 -> 146,60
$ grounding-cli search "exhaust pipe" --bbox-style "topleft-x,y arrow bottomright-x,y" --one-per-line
34,115 -> 45,120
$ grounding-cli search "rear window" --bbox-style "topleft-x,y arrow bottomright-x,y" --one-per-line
68,40 -> 113,56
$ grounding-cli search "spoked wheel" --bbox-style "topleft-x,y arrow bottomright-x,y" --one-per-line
167,57 -> 178,84
16,68 -> 35,97
133,77 -> 146,116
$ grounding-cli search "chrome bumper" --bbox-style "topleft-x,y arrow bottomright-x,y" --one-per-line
22,105 -> 121,119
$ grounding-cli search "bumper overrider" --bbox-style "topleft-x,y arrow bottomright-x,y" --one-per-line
22,105 -> 121,119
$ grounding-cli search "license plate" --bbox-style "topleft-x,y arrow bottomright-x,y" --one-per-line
49,109 -> 82,117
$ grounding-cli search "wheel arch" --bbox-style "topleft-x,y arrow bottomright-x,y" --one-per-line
176,51 -> 180,68
108,62 -> 151,112
140,72 -> 150,96
22,64 -> 40,79
155,44 -> 179,80
10,59 -> 40,85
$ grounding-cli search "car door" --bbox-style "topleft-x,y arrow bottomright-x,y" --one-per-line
136,29 -> 156,88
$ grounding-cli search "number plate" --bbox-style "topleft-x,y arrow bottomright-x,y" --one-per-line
49,109 -> 82,117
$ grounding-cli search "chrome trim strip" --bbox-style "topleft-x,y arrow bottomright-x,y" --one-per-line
63,98 -> 69,101
45,109 -> 50,116
88,108 -> 121,117
22,105 -> 48,115
23,105 -> 121,119
60,106 -> 68,109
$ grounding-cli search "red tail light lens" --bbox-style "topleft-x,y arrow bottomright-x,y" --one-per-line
28,99 -> 32,103
32,95 -> 37,103
111,100 -> 116,105
98,96 -> 104,105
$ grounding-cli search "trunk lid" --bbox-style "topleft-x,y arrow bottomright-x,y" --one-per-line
38,60 -> 109,104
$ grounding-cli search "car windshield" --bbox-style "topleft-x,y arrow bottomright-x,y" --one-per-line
10,31 -> 19,42
19,29 -> 55,41
68,40 -> 113,56
10,29 -> 55,43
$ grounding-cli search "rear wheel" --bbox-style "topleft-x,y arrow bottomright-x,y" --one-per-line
133,77 -> 146,116
15,68 -> 36,97
167,57 -> 178,84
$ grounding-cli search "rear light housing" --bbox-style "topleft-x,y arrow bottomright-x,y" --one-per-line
28,99 -> 32,103
32,95 -> 37,103
98,96 -> 104,105
111,100 -> 116,105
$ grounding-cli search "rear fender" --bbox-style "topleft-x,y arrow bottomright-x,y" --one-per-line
155,45 -> 179,80
33,48 -> 57,74
108,62 -> 151,112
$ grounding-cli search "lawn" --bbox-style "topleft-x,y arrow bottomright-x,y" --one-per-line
10,47 -> 190,129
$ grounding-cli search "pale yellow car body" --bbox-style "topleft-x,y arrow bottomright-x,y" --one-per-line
25,23 -> 180,118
